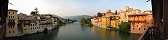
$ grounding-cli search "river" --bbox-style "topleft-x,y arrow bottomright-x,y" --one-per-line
7,22 -> 142,40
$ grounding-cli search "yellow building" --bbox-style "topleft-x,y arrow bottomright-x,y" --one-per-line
119,6 -> 142,23
23,20 -> 30,34
6,9 -> 18,37
101,16 -> 110,28
119,11 -> 128,22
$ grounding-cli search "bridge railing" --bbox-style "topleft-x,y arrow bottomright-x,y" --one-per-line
138,26 -> 161,40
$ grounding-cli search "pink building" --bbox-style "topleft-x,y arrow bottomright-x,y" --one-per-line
128,12 -> 153,33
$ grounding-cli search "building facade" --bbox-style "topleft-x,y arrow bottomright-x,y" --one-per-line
18,13 -> 31,34
91,18 -> 98,26
105,10 -> 113,17
101,17 -> 110,28
110,15 -> 120,28
6,9 -> 18,37
128,11 -> 153,33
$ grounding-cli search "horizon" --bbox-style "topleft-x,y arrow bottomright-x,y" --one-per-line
8,0 -> 152,17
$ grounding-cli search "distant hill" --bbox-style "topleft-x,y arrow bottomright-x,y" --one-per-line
64,15 -> 93,21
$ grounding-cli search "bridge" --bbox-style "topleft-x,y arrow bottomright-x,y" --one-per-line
139,0 -> 168,40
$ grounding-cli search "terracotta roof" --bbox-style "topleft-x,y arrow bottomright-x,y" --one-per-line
128,13 -> 149,16
8,9 -> 18,12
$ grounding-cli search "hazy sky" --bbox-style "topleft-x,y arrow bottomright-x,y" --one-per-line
9,0 -> 152,17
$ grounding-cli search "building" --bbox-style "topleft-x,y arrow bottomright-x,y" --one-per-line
18,13 -> 31,34
91,18 -> 98,26
41,14 -> 55,30
119,11 -> 128,22
27,16 -> 42,34
128,11 -> 153,33
119,6 -> 141,23
143,10 -> 153,27
105,10 -> 113,17
6,9 -> 19,37
101,16 -> 110,28
110,15 -> 120,28
52,14 -> 60,26
39,15 -> 47,31
100,10 -> 113,28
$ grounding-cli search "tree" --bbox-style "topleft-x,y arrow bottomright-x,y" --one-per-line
80,17 -> 86,24
93,15 -> 97,18
115,10 -> 118,15
118,22 -> 130,32
86,18 -> 91,24
97,12 -> 102,17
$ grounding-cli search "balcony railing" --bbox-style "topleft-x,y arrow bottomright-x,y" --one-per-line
128,19 -> 146,22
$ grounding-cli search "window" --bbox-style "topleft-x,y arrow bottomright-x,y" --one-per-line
13,31 -> 14,33
137,25 -> 138,27
25,29 -> 26,30
9,31 -> 10,33
133,28 -> 134,30
11,16 -> 12,18
13,12 -> 14,14
144,28 -> 146,30
9,12 -> 10,14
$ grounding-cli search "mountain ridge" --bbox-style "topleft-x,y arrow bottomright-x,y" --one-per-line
64,15 -> 93,21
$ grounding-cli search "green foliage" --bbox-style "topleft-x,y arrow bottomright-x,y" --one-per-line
110,16 -> 116,20
115,10 -> 118,15
80,17 -> 92,25
118,22 -> 130,32
80,17 -> 86,24
66,19 -> 77,23
97,12 -> 102,17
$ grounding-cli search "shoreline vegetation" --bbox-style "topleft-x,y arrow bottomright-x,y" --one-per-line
79,17 -> 93,26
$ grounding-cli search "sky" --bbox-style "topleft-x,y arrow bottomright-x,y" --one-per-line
9,0 -> 152,17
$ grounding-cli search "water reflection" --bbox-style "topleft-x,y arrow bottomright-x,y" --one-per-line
91,26 -> 141,40
7,28 -> 59,40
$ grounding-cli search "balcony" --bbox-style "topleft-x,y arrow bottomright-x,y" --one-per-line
128,19 -> 146,22
8,22 -> 15,26
9,18 -> 15,20
24,22 -> 31,25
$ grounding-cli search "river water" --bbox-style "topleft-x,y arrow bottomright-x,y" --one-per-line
7,22 -> 141,40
